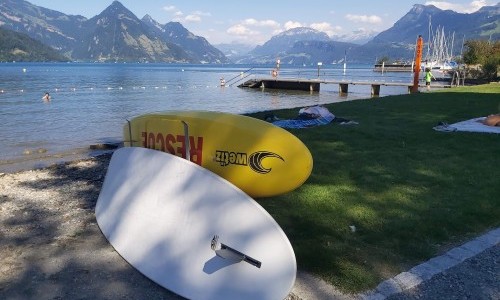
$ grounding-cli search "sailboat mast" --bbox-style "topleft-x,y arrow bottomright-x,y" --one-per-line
426,16 -> 432,60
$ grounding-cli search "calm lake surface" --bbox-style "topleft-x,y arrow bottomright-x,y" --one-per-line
0,63 -> 415,172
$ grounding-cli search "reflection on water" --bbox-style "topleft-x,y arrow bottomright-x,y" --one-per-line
0,63 -> 412,172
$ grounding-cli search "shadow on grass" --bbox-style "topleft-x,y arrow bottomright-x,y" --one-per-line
2,88 -> 498,297
257,90 -> 500,293
0,153 -> 183,299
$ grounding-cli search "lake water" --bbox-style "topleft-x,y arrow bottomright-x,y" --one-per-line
0,63 -> 415,172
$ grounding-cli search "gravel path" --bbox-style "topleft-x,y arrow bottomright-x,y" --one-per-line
386,244 -> 499,300
356,228 -> 499,300
0,154 -> 498,300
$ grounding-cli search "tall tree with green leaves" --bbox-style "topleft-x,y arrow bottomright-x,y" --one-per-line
462,40 -> 500,80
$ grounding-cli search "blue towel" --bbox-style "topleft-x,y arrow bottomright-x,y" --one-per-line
272,116 -> 333,129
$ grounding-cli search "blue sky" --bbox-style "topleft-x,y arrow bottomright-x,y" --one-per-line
27,0 -> 495,45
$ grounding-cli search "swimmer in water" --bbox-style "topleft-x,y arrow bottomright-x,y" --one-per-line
42,92 -> 51,101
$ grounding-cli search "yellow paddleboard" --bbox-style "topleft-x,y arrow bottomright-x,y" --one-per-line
124,111 -> 313,198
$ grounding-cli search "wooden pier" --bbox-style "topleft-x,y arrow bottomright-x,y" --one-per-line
238,77 -> 452,96
373,63 -> 414,72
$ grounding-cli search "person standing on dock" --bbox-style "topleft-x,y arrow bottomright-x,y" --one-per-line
271,57 -> 280,78
425,68 -> 435,91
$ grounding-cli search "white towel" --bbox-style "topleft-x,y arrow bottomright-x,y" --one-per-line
434,117 -> 500,134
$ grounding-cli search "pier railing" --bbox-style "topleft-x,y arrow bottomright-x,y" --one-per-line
224,67 -> 254,87
234,67 -> 454,95
229,67 -> 454,84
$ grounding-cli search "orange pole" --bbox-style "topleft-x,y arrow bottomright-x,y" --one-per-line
412,35 -> 423,93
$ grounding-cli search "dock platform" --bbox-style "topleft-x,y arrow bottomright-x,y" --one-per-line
373,63 -> 414,72
238,77 -> 452,96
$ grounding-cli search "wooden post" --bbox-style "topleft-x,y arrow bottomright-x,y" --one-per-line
411,35 -> 423,94
339,83 -> 348,94
371,84 -> 381,96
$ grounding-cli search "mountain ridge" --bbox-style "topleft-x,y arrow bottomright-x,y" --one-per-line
240,3 -> 499,64
0,0 -> 498,63
0,0 -> 228,63
70,1 -> 190,62
142,18 -> 228,64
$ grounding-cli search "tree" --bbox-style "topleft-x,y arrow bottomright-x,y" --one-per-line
462,40 -> 500,80
376,56 -> 391,64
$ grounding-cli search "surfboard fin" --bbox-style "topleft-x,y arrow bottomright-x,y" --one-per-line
211,235 -> 262,268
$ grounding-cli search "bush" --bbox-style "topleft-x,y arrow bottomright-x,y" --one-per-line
482,59 -> 500,81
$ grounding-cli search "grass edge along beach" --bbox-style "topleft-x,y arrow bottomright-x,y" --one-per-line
251,83 -> 499,293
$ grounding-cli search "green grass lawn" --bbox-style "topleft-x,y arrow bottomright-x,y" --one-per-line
250,83 -> 500,293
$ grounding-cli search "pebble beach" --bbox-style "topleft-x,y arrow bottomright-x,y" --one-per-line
0,154 -> 185,299
0,154 -> 314,299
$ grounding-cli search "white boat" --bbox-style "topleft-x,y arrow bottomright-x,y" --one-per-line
422,17 -> 459,73
422,59 -> 459,72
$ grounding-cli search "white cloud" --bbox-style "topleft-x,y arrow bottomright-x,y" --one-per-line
424,0 -> 492,13
227,24 -> 259,36
162,5 -> 176,12
173,10 -> 211,23
310,22 -> 342,37
284,21 -> 303,30
242,18 -> 258,26
192,11 -> 212,17
224,18 -> 281,43
224,17 -> 346,45
185,14 -> 201,22
242,18 -> 280,29
345,14 -> 382,24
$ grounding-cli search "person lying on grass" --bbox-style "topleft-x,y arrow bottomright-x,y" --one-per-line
482,114 -> 500,127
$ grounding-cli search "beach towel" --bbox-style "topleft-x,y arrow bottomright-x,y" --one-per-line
272,116 -> 334,129
271,105 -> 337,129
433,117 -> 500,134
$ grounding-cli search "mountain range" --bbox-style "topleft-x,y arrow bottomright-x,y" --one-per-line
235,27 -> 359,65
232,3 -> 499,64
0,0 -> 498,64
352,3 -> 500,62
0,0 -> 228,63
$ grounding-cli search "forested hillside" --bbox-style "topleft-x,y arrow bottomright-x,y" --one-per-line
0,27 -> 68,62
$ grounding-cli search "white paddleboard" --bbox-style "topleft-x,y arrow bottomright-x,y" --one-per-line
95,147 -> 296,300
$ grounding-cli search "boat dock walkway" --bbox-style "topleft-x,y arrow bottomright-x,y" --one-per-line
238,77 -> 452,96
